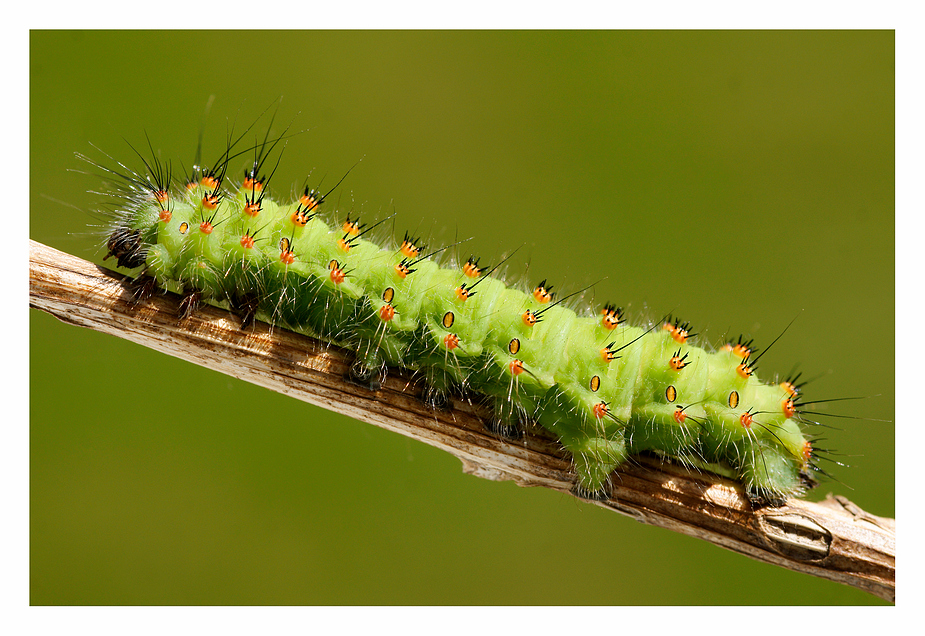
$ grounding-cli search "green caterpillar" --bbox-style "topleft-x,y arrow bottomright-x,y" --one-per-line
98,129 -> 820,503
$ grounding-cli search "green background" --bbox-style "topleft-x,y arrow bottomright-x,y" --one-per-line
30,31 -> 894,605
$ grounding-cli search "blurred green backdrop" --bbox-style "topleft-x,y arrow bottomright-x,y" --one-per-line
30,31 -> 894,605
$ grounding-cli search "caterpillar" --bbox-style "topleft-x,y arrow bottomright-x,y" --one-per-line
89,117 -> 829,506
29,31 -> 894,606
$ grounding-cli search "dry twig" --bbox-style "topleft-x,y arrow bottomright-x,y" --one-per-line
29,239 -> 895,602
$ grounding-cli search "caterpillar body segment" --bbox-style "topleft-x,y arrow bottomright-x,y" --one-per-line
101,151 -> 818,503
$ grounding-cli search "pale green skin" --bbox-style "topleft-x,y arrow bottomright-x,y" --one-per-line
113,178 -> 814,500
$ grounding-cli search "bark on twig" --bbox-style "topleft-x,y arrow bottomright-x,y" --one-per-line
29,239 -> 896,602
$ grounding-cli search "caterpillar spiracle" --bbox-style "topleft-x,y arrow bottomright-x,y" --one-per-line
90,117 -> 831,505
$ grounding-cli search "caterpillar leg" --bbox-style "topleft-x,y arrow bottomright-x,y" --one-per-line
126,273 -> 158,305
420,384 -> 452,410
744,489 -> 788,508
418,365 -> 466,411
178,288 -> 203,321
738,440 -> 802,506
568,435 -> 627,501
230,292 -> 262,331
483,396 -> 527,440
348,357 -> 387,391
